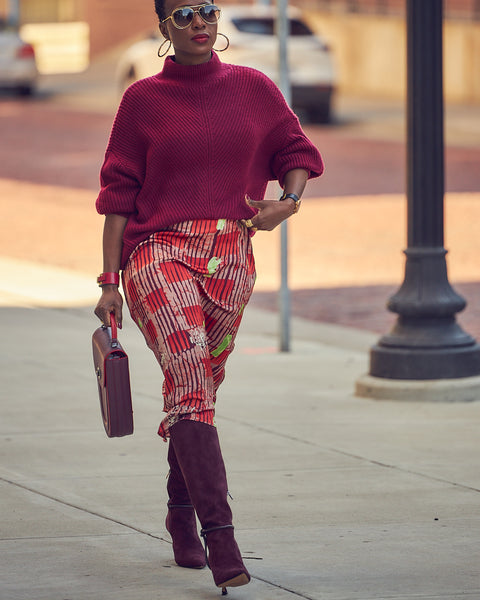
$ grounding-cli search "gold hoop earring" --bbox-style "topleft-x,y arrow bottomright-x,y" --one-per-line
158,38 -> 172,58
213,33 -> 229,52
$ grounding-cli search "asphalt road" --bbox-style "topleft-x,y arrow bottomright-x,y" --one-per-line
1,92 -> 480,197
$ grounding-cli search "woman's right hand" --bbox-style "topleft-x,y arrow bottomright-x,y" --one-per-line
94,285 -> 123,329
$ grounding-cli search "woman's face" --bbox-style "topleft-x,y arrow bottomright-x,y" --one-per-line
160,1 -> 218,65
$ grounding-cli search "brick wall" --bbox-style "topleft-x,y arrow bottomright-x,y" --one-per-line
314,0 -> 480,19
308,9 -> 480,103
83,0 -> 156,57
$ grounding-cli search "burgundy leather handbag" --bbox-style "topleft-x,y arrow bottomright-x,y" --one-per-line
92,313 -> 133,437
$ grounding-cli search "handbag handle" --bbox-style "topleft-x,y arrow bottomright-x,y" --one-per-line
109,312 -> 118,344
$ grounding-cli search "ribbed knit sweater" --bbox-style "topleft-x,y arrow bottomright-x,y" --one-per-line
96,51 -> 324,269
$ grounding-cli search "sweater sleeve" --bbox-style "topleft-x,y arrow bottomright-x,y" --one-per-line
254,73 -> 324,187
96,86 -> 146,216
269,117 -> 324,187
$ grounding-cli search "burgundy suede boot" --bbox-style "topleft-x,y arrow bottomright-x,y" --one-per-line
170,419 -> 250,592
165,441 -> 206,569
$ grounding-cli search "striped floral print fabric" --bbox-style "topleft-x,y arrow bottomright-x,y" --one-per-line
122,219 -> 256,439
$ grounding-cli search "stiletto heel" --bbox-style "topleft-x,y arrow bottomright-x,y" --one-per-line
200,524 -> 250,590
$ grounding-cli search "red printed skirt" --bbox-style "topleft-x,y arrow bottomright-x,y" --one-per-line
122,219 -> 256,439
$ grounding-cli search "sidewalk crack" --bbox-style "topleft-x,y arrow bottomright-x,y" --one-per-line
1,476 -> 171,543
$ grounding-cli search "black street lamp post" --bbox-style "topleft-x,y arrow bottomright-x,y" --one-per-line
368,0 -> 480,381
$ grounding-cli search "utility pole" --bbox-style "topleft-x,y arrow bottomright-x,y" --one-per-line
7,0 -> 20,28
276,0 -> 292,352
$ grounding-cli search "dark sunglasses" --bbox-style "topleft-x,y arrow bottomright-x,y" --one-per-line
162,4 -> 221,30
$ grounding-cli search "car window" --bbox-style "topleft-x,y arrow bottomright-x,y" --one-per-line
231,18 -> 313,37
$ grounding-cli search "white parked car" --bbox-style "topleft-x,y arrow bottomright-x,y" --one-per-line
0,22 -> 38,95
116,5 -> 336,122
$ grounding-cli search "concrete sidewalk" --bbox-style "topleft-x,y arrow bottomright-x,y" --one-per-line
1,289 -> 479,599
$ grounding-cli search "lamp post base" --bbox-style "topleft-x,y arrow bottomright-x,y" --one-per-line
368,247 -> 480,381
369,341 -> 480,380
356,373 -> 480,402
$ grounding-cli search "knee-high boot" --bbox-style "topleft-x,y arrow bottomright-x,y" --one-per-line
169,419 -> 250,591
165,441 -> 206,568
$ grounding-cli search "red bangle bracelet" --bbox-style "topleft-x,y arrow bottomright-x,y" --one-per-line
97,272 -> 120,287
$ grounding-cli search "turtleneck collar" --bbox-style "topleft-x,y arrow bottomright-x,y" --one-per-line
159,50 -> 223,84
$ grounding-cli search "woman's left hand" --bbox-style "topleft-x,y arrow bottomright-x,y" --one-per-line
241,195 -> 295,232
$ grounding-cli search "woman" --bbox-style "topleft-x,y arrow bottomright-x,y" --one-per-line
94,0 -> 324,593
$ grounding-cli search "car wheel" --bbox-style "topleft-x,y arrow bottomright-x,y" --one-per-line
306,102 -> 331,124
17,85 -> 34,97
121,65 -> 138,91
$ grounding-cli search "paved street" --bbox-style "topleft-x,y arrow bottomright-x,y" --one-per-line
1,93 -> 480,197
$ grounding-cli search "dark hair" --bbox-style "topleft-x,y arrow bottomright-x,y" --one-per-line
154,0 -> 167,22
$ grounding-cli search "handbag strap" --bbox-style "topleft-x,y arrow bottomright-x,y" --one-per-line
110,312 -> 118,345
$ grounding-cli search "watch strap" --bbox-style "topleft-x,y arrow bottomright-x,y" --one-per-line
280,192 -> 301,214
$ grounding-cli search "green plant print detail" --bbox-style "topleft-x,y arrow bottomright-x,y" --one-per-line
211,334 -> 232,358
216,219 -> 226,231
207,256 -> 222,276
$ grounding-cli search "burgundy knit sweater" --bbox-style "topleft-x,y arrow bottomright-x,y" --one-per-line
96,51 -> 324,269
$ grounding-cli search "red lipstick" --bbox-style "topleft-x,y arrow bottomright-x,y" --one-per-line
192,34 -> 209,43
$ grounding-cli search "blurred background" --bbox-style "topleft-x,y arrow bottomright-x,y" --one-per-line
1,0 -> 479,102
0,0 -> 479,339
